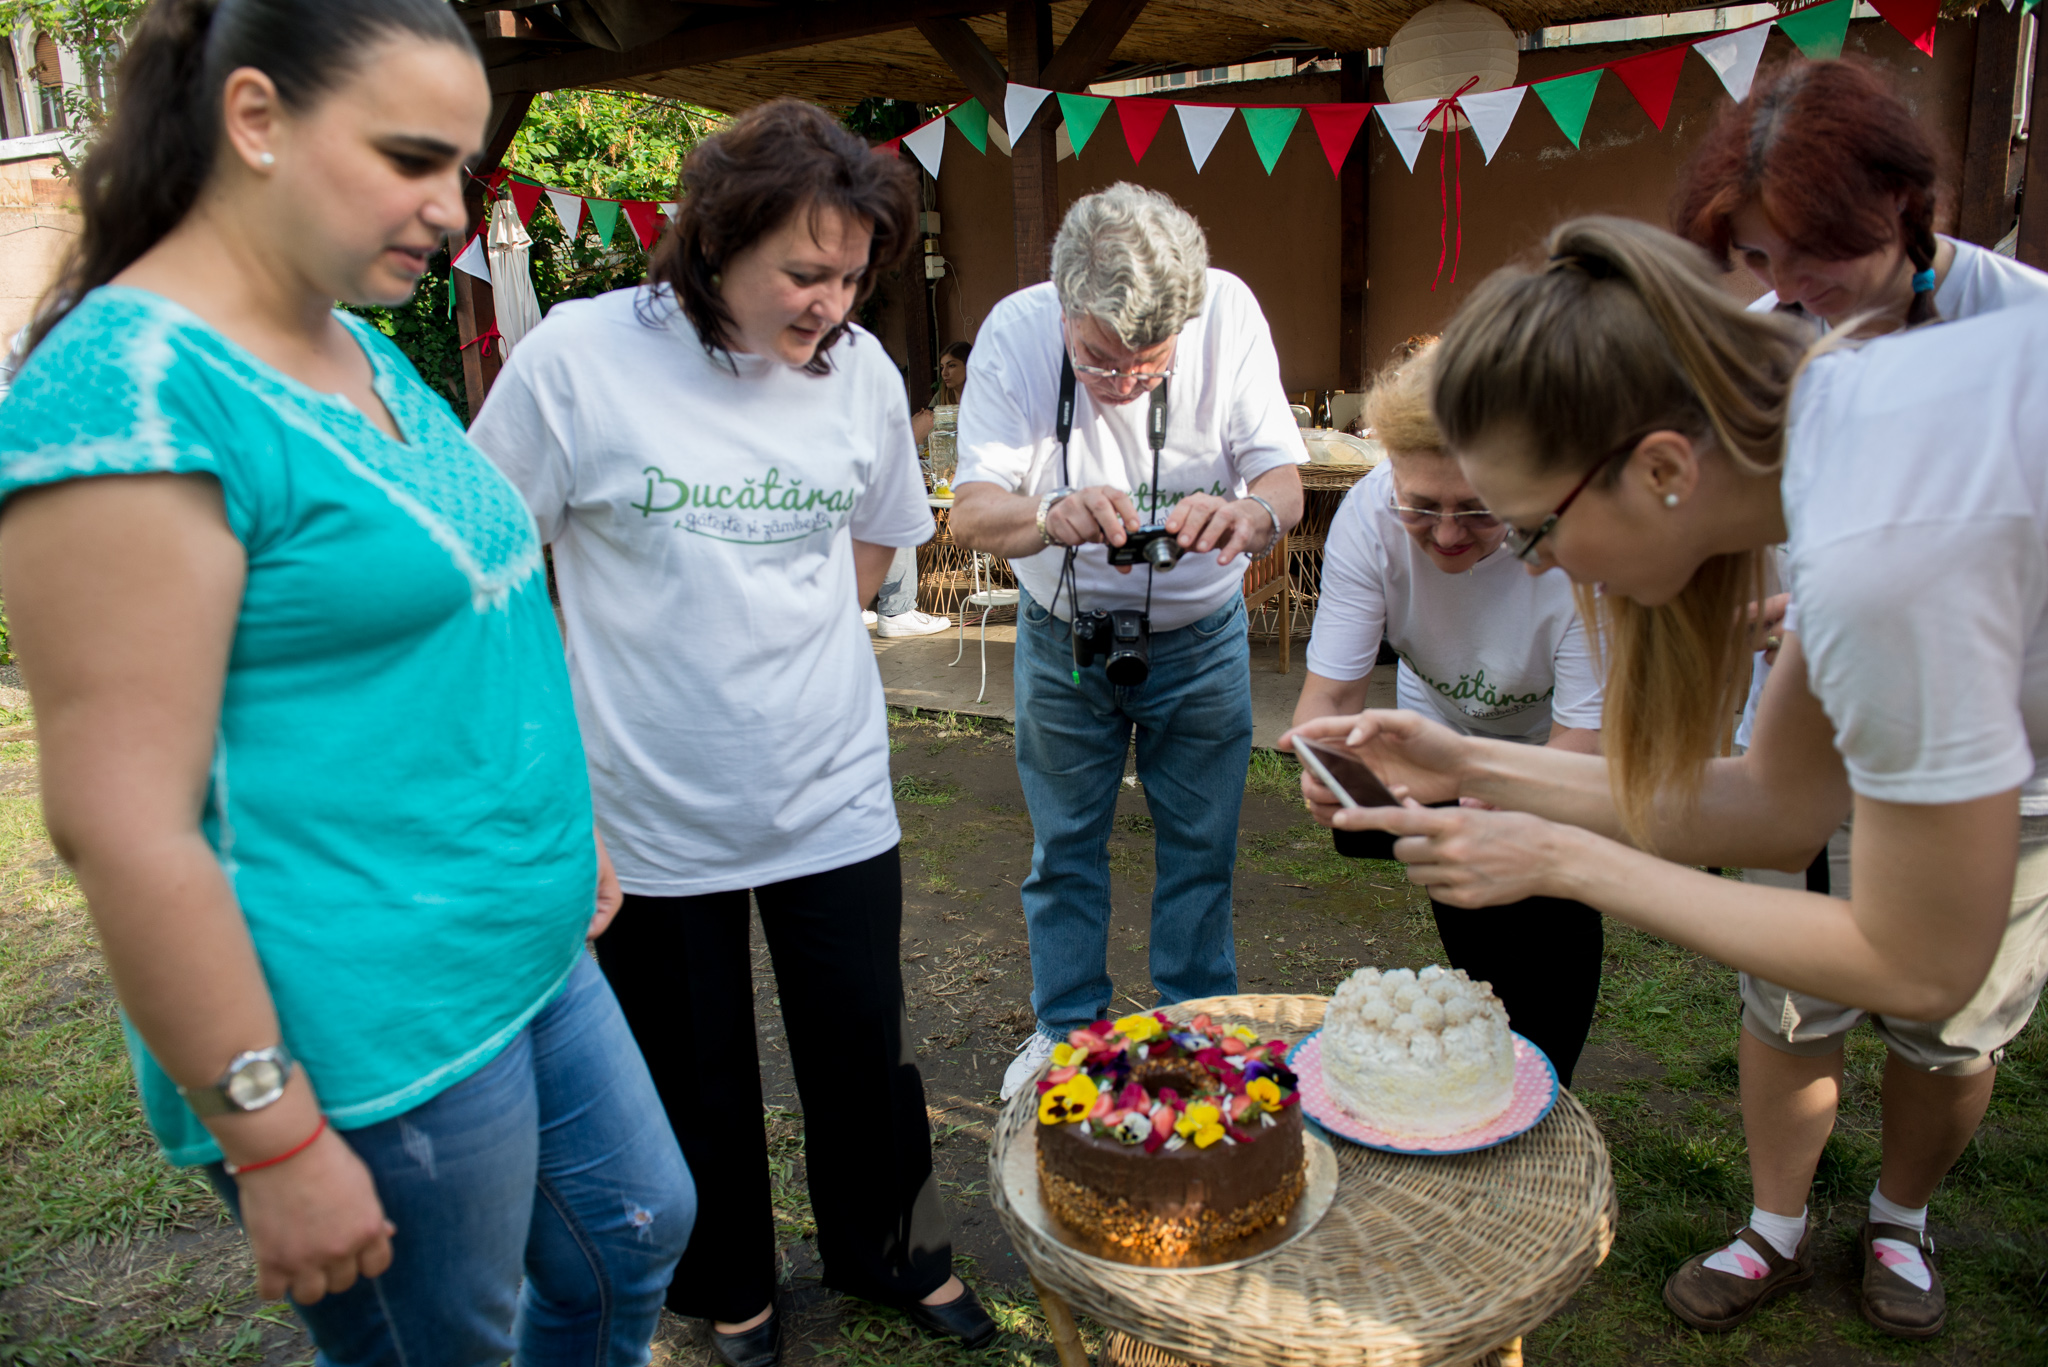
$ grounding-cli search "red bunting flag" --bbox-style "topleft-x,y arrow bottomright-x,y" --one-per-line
622,200 -> 664,251
873,137 -> 902,157
1610,45 -> 1690,130
1116,98 -> 1173,165
507,179 -> 545,225
1870,0 -> 1938,54
1307,104 -> 1372,178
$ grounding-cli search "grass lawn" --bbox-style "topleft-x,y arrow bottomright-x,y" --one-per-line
0,707 -> 2043,1364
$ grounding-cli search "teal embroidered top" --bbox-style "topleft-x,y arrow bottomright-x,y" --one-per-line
0,287 -> 594,1165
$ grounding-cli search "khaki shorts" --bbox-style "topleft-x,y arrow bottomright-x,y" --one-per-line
1738,813 -> 2048,1077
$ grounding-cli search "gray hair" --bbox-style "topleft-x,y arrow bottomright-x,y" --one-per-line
1050,183 -> 1209,350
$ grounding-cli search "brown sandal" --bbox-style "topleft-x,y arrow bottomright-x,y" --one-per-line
1662,1226 -> 1814,1332
1861,1220 -> 1946,1339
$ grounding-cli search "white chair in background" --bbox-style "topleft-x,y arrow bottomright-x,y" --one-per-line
949,550 -> 1020,704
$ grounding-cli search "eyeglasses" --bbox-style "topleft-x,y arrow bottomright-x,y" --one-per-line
1388,498 -> 1500,531
1503,436 -> 1644,563
1070,359 -> 1176,387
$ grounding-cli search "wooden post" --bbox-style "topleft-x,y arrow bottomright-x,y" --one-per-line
1337,51 -> 1373,390
1030,1276 -> 1091,1367
1009,0 -> 1061,288
2019,14 -> 2048,269
455,92 -> 533,422
1959,0 -> 2024,246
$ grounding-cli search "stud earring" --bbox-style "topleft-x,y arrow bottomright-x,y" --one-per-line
710,272 -> 722,287
1663,492 -> 1680,508
258,152 -> 275,167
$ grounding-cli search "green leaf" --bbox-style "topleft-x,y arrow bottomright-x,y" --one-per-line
1240,106 -> 1302,174
1057,92 -> 1113,155
1532,69 -> 1602,149
946,98 -> 989,153
1776,0 -> 1853,60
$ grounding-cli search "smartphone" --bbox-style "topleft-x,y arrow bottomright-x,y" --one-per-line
1295,738 -> 1400,809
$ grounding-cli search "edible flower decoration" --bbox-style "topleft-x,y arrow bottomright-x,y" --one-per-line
1246,1077 -> 1285,1112
1175,1102 -> 1227,1148
1035,1012 -> 1299,1150
1039,1073 -> 1100,1125
1113,1013 -> 1165,1043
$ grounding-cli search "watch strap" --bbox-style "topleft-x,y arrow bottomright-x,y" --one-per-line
1037,488 -> 1072,546
179,1044 -> 295,1117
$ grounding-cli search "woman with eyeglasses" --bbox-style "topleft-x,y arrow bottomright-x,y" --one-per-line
1286,340 -> 1604,1086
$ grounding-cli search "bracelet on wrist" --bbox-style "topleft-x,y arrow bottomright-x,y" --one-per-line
224,1115 -> 329,1176
1244,493 -> 1282,554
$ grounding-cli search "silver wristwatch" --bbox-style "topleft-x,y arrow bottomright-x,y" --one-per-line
178,1044 -> 295,1117
1037,487 -> 1074,546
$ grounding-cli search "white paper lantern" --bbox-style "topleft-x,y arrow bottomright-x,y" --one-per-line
1383,0 -> 1520,132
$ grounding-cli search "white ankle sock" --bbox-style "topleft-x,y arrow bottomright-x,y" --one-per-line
1701,1205 -> 1805,1277
1868,1184 -> 1933,1291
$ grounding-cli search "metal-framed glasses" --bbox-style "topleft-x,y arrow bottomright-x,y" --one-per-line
1069,359 -> 1177,387
1503,439 -> 1638,563
1387,497 -> 1500,531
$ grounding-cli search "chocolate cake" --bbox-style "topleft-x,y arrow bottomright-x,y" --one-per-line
1033,1012 -> 1305,1259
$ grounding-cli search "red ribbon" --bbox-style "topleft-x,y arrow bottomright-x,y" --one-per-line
460,323 -> 503,360
1421,77 -> 1480,293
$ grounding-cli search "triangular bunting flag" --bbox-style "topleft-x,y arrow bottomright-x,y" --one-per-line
1004,84 -> 1052,140
660,201 -> 679,220
622,200 -> 662,251
873,137 -> 901,157
1240,107 -> 1302,174
1693,22 -> 1771,103
1459,86 -> 1526,164
1375,98 -> 1439,172
2026,0 -> 2039,15
947,99 -> 989,153
1611,45 -> 1689,130
1117,98 -> 1174,164
1777,0 -> 1852,60
1176,104 -> 1234,172
587,198 -> 621,249
1307,104 -> 1371,177
902,117 -> 946,178
1532,70 -> 1601,148
1057,92 -> 1112,155
507,179 -> 545,225
1870,0 -> 1938,54
452,232 -> 490,284
545,189 -> 584,235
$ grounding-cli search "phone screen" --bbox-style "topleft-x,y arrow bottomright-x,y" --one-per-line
1296,739 -> 1399,809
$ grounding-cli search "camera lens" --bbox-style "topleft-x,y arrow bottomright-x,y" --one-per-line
1144,534 -> 1181,570
1106,652 -> 1149,687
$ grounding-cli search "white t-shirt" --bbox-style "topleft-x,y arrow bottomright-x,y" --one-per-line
1783,299 -> 2048,811
954,270 -> 1306,631
1305,464 -> 1604,741
470,287 -> 934,895
1737,238 -> 2048,748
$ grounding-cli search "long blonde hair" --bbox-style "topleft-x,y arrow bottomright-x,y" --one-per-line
1431,217 -> 1811,847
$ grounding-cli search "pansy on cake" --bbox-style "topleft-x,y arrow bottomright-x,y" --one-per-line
1033,1011 -> 1306,1259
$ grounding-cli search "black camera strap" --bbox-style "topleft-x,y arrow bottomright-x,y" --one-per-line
1053,348 -> 1170,677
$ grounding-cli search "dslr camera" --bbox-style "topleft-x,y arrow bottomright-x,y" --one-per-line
1106,524 -> 1186,571
1072,608 -> 1151,686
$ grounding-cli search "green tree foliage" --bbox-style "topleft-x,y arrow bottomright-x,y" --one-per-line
0,0 -> 144,139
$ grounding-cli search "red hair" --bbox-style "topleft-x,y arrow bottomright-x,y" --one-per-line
1673,60 -> 1943,323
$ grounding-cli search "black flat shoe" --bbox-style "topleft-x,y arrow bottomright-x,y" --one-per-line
901,1284 -> 998,1351
709,1309 -> 781,1367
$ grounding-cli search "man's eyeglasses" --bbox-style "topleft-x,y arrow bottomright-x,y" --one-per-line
1388,498 -> 1500,531
1070,360 -> 1176,387
1503,436 -> 1645,563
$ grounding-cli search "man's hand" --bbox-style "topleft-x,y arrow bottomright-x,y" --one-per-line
1045,486 -> 1142,570
1162,494 -> 1274,567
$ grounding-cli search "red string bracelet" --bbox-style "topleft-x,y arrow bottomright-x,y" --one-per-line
225,1115 -> 329,1177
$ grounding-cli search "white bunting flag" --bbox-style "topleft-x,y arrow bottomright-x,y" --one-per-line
1375,98 -> 1440,173
902,117 -> 947,179
988,119 -> 1013,156
1694,23 -> 1772,103
451,232 -> 491,284
1003,83 -> 1052,141
544,189 -> 584,235
1459,85 -> 1527,164
1175,104 -> 1234,172
660,201 -> 678,220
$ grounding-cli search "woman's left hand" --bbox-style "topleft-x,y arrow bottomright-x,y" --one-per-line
1331,800 -> 1578,907
588,830 -> 623,940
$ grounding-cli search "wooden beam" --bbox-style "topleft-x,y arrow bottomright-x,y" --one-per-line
1038,0 -> 1148,94
488,0 -> 1003,94
2020,14 -> 2048,269
1337,51 -> 1371,391
916,16 -> 1009,118
1010,0 -> 1060,289
1959,0 -> 2024,246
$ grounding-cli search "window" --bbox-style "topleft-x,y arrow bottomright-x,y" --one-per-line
0,41 -> 24,139
33,33 -> 63,132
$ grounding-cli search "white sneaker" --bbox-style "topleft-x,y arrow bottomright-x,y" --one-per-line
1001,1031 -> 1057,1102
877,609 -> 954,638
862,610 -> 878,626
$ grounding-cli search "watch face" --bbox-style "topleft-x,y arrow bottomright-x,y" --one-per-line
226,1058 -> 286,1110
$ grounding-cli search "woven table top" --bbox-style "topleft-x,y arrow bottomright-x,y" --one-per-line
990,994 -> 1616,1367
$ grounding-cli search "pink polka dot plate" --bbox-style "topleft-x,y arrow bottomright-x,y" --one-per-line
1285,1029 -> 1560,1155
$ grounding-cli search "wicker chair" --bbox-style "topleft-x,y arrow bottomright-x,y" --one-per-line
1241,532 -> 1291,673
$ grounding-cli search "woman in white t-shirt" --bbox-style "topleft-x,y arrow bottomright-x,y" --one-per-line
1286,342 -> 1605,1085
470,101 -> 995,1366
1288,217 -> 2048,1345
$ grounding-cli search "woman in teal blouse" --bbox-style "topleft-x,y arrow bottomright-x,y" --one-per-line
0,0 -> 691,1361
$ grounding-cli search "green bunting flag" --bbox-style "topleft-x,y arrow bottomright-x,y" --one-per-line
947,98 -> 990,153
1776,0 -> 1852,60
587,197 -> 621,249
1057,92 -> 1113,156
1532,70 -> 1601,149
1240,106 -> 1302,174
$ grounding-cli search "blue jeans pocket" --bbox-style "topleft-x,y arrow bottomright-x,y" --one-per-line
1189,596 -> 1247,639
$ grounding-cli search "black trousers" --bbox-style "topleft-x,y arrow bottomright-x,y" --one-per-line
593,846 -> 951,1322
1334,826 -> 1605,1088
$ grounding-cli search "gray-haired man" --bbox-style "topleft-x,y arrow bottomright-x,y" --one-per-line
949,184 -> 1306,1099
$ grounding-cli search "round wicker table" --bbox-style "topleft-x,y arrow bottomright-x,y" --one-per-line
990,994 -> 1615,1367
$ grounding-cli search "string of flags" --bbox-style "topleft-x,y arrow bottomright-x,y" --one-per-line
449,169 -> 679,289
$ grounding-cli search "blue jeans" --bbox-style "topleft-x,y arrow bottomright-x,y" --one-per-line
1013,587 -> 1254,1038
877,544 -> 919,616
210,956 -> 694,1367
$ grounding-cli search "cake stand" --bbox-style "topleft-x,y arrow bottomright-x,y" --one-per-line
989,994 -> 1616,1367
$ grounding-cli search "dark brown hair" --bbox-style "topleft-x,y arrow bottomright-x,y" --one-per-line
28,0 -> 474,355
647,98 -> 917,376
1674,59 -> 1945,326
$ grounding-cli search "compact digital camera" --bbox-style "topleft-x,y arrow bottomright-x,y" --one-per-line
1072,608 -> 1151,686
1105,524 -> 1186,571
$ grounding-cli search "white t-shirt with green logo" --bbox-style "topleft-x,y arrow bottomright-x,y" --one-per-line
1306,464 -> 1604,742
472,287 -> 933,896
955,270 -> 1306,631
